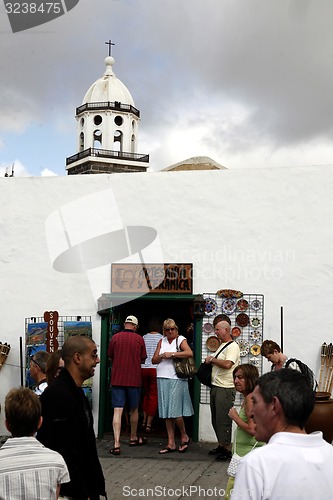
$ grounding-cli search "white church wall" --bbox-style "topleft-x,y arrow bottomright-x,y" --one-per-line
0,165 -> 332,439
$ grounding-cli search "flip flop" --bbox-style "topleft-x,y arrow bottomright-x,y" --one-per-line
159,447 -> 177,454
129,436 -> 148,446
110,447 -> 121,456
178,441 -> 190,453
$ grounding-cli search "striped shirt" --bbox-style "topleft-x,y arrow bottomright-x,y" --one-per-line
141,332 -> 163,368
0,436 -> 70,500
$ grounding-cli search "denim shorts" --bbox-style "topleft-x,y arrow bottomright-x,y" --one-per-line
112,386 -> 141,409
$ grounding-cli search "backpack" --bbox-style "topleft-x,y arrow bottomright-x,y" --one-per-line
285,358 -> 318,392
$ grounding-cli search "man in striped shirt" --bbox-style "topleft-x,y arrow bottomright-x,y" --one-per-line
0,387 -> 69,499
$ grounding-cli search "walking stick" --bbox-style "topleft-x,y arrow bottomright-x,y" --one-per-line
324,343 -> 333,392
318,342 -> 327,391
323,343 -> 332,392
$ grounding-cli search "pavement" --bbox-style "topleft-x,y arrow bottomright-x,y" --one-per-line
97,434 -> 230,500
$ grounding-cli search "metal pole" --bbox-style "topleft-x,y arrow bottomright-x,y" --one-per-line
19,336 -> 24,386
280,306 -> 284,352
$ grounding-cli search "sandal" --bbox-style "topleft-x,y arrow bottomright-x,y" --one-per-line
141,421 -> 147,429
178,441 -> 190,453
129,436 -> 148,446
145,425 -> 152,433
159,446 -> 177,454
110,447 -> 121,456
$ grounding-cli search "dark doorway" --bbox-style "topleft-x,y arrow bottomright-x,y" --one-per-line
99,294 -> 197,441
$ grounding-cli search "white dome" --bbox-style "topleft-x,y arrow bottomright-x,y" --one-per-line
82,56 -> 135,106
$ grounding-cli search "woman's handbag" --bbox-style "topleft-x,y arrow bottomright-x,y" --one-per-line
227,427 -> 258,478
196,341 -> 234,387
173,337 -> 197,379
226,452 -> 242,478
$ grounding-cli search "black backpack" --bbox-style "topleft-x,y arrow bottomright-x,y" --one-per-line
285,358 -> 318,392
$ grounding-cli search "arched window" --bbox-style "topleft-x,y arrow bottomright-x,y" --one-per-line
113,130 -> 122,152
79,132 -> 84,152
93,129 -> 102,149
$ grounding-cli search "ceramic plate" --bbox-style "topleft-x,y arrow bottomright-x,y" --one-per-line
222,298 -> 237,315
231,326 -> 242,338
216,289 -> 243,298
236,313 -> 249,327
250,344 -> 261,356
203,322 -> 213,334
236,298 -> 249,311
204,298 -> 218,316
251,299 -> 261,311
206,336 -> 220,352
249,356 -> 260,367
236,339 -> 250,356
250,330 -> 262,341
251,317 -> 261,328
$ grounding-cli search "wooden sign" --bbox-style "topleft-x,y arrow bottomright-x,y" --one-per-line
44,311 -> 59,353
111,263 -> 193,294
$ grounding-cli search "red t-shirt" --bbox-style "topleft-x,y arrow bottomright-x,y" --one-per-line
108,329 -> 147,387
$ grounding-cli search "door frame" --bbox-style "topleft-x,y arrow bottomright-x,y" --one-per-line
97,293 -> 204,440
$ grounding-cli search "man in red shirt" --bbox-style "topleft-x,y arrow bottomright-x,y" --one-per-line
108,315 -> 147,455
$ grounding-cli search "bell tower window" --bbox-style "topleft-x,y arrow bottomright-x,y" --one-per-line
114,115 -> 123,126
94,129 -> 102,148
94,115 -> 102,126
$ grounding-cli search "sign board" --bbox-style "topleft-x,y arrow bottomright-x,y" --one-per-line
111,263 -> 193,294
44,310 -> 59,352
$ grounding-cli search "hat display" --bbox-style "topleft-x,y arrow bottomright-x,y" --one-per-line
125,315 -> 138,326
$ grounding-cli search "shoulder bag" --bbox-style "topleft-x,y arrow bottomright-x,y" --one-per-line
173,337 -> 197,379
196,341 -> 233,387
227,426 -> 258,477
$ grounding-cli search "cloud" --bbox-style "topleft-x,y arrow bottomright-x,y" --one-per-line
1,0 -> 333,175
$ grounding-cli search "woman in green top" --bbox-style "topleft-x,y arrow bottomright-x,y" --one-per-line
225,364 -> 265,499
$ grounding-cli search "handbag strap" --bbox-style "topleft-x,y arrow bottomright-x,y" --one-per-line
233,425 -> 258,454
176,336 -> 180,352
213,340 -> 234,358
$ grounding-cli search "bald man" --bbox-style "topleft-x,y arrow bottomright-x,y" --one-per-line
205,319 -> 240,460
38,335 -> 106,500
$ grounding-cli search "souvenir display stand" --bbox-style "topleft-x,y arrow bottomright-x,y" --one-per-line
200,291 -> 264,404
25,315 -> 93,403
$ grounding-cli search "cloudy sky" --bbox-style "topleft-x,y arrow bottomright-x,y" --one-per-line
1,0 -> 333,176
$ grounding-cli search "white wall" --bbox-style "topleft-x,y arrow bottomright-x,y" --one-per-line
0,166 -> 332,439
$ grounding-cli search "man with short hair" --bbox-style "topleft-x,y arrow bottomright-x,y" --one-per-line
30,350 -> 50,395
0,387 -> 69,499
108,315 -> 147,455
205,318 -> 240,460
38,335 -> 106,499
231,369 -> 333,499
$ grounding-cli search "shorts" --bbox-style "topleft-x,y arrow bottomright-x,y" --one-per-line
112,386 -> 141,409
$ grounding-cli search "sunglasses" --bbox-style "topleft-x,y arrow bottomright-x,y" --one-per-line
30,358 -> 41,369
164,327 -> 176,332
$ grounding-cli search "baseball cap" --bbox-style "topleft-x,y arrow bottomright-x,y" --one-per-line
125,315 -> 139,326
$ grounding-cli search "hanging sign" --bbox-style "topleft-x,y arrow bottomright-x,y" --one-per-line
44,311 -> 59,352
111,263 -> 193,294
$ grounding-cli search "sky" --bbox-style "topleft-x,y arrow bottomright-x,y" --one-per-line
1,0 -> 333,177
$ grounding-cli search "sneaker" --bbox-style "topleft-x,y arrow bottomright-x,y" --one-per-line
216,448 -> 232,460
208,445 -> 225,455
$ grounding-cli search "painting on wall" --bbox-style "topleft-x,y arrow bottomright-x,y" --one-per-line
63,321 -> 92,341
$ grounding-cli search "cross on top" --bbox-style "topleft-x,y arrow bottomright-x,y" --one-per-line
105,40 -> 115,57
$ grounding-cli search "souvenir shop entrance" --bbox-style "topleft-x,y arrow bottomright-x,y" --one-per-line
97,293 -> 205,441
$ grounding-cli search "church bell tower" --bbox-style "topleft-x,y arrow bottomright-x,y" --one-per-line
66,41 -> 149,175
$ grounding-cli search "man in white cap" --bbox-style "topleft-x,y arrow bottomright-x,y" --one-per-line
108,315 -> 147,455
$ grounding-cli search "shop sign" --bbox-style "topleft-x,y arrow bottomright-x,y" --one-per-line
44,310 -> 59,352
111,263 -> 193,294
